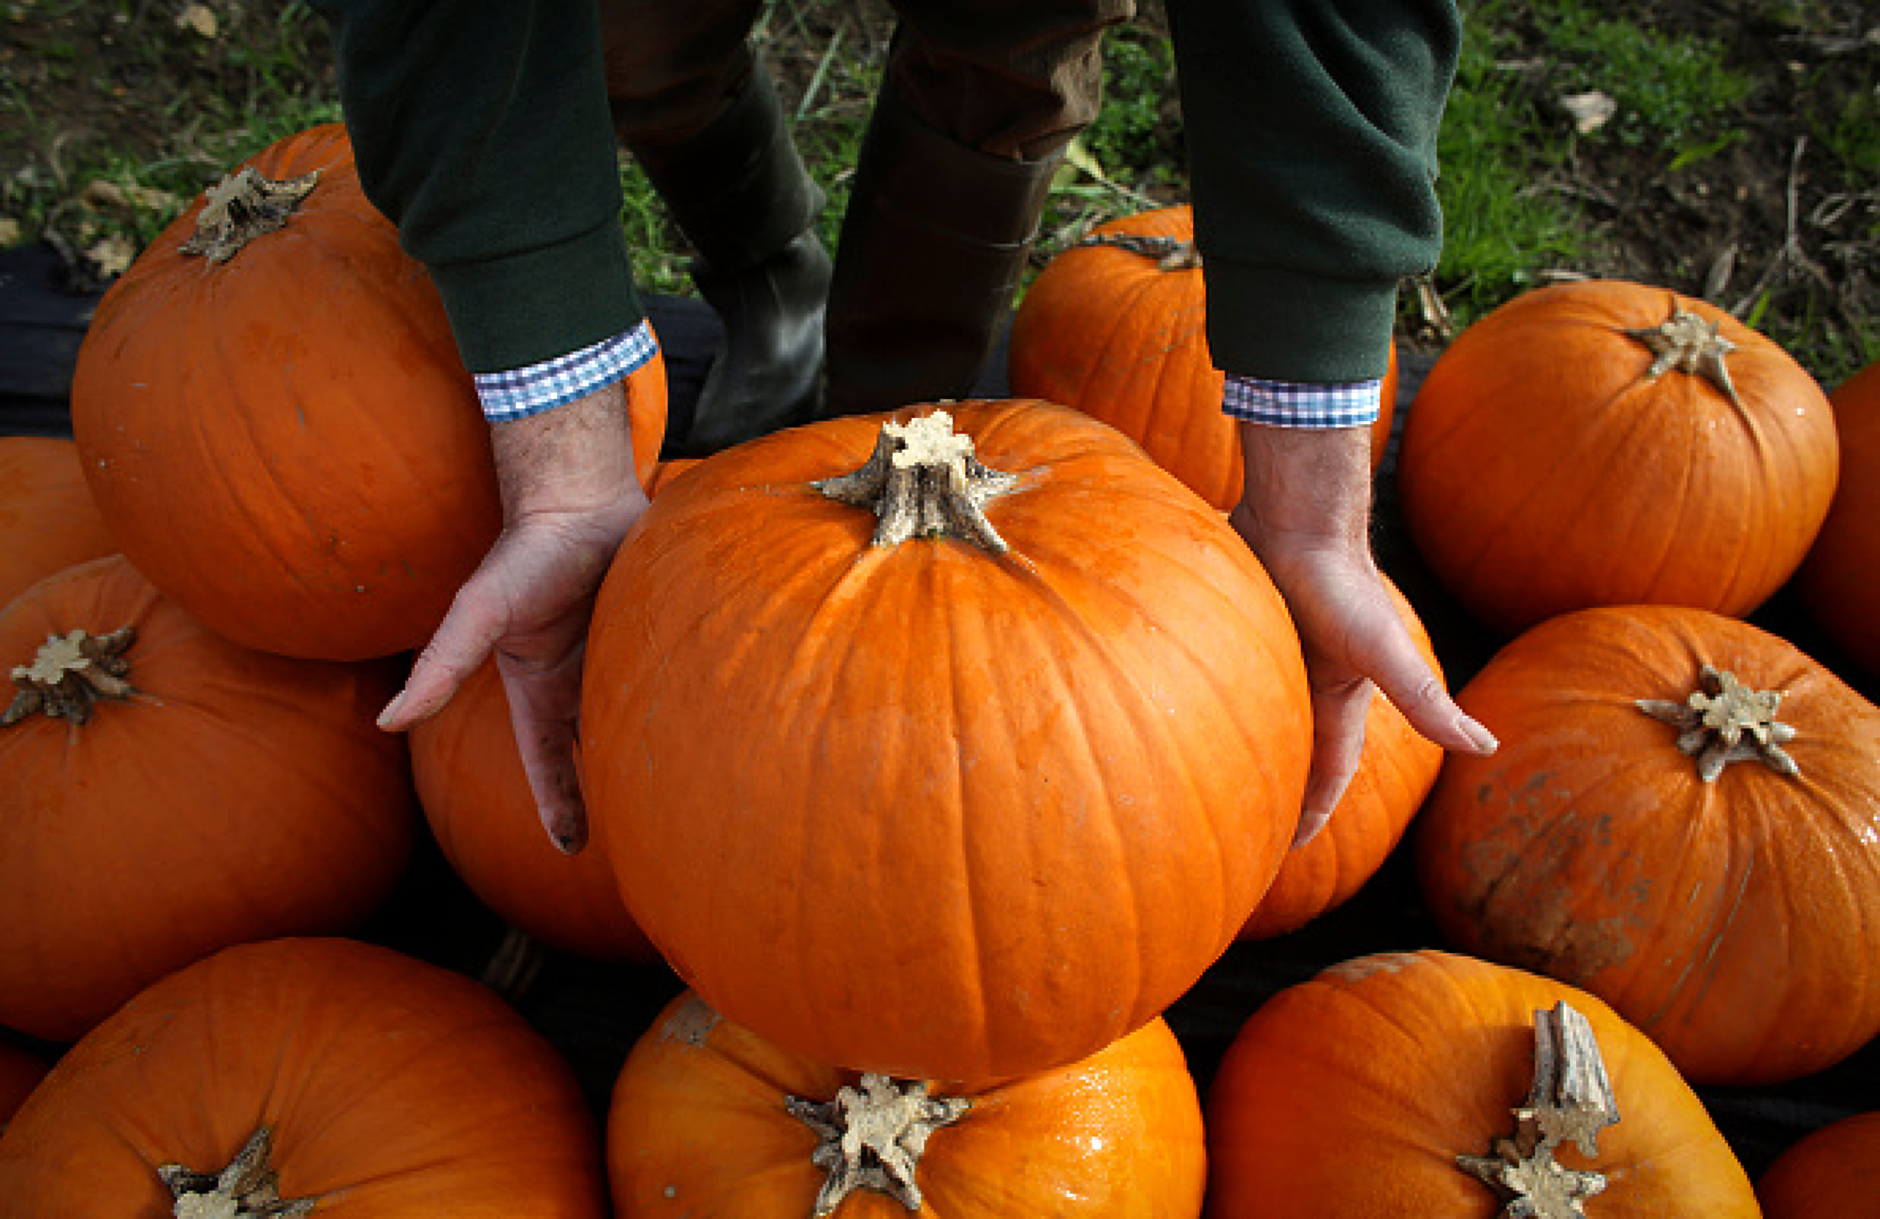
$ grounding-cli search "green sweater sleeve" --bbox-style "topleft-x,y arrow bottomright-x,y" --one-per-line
311,0 -> 644,374
1168,0 -> 1459,384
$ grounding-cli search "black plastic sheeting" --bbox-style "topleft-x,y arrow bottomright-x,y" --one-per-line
4,241 -> 1875,1182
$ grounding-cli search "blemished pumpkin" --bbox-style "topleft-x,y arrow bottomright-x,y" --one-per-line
0,435 -> 116,611
0,937 -> 609,1219
1413,603 -> 1880,1086
0,555 -> 418,1043
1396,279 -> 1838,635
1007,205 -> 1396,512
1797,357 -> 1880,676
1755,1111 -> 1880,1219
607,991 -> 1206,1218
582,401 -> 1312,1083
1237,573 -> 1446,940
68,122 -> 668,661
1205,949 -> 1760,1218
410,657 -> 659,964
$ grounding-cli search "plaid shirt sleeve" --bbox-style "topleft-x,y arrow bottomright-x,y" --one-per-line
1221,373 -> 1382,428
472,320 -> 660,422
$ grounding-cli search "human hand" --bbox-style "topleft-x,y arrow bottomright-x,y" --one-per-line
377,380 -> 649,853
1231,421 -> 1496,849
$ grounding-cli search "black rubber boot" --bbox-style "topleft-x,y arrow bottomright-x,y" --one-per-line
630,71 -> 830,458
821,91 -> 1063,419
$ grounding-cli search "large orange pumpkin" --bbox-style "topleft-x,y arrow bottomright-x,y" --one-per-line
1797,357 -> 1880,676
1237,573 -> 1446,939
1205,949 -> 1759,1218
1755,1111 -> 1880,1219
410,657 -> 658,963
1397,279 -> 1838,634
607,991 -> 1206,1217
0,937 -> 608,1218
1007,205 -> 1396,512
68,122 -> 668,661
1413,603 -> 1880,1085
581,400 -> 1312,1082
0,435 -> 116,610
0,555 -> 418,1043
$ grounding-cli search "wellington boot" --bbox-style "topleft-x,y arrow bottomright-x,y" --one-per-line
630,71 -> 830,458
821,92 -> 1062,419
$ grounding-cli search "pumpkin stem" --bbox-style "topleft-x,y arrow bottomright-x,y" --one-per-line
159,1126 -> 318,1218
1077,230 -> 1202,271
1636,664 -> 1800,782
1620,304 -> 1742,408
1456,1001 -> 1620,1219
179,166 -> 321,265
785,1073 -> 971,1216
812,410 -> 1020,553
3,626 -> 138,726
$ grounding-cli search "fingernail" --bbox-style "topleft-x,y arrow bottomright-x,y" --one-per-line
1461,717 -> 1499,754
376,691 -> 407,730
1291,808 -> 1330,850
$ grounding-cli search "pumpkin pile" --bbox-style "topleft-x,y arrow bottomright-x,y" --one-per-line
5,156 -> 1879,1217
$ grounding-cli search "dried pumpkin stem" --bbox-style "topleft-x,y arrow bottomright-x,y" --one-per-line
179,166 -> 320,265
785,1073 -> 971,1217
3,626 -> 138,726
159,1126 -> 318,1218
1620,304 -> 1741,408
1636,664 -> 1800,782
1457,1001 -> 1620,1219
813,410 -> 1019,553
1077,230 -> 1202,271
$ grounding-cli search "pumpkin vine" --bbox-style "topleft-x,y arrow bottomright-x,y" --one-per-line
179,166 -> 321,265
3,626 -> 138,725
1621,304 -> 1742,408
812,410 -> 1019,552
158,1126 -> 317,1218
1636,664 -> 1800,782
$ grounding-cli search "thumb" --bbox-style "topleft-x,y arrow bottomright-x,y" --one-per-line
378,586 -> 505,732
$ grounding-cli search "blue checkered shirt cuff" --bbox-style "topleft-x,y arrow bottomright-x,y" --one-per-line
1220,374 -> 1382,428
473,320 -> 659,422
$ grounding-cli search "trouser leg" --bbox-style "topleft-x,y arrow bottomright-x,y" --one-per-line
820,0 -> 1134,418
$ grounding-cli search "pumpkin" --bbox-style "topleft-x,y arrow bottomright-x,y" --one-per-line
1396,279 -> 1838,635
1413,603 -> 1880,1085
1797,357 -> 1880,676
68,122 -> 668,661
0,936 -> 608,1218
0,555 -> 418,1043
0,1041 -> 49,1131
410,656 -> 659,963
1755,1111 -> 1880,1219
0,435 -> 116,610
1237,572 -> 1446,939
607,991 -> 1205,1217
581,401 -> 1312,1082
1007,205 -> 1396,512
1205,949 -> 1759,1218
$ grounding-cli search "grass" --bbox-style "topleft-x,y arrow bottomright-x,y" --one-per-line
1,0 -> 1874,383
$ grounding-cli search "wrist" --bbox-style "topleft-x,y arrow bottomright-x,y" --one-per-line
490,380 -> 646,524
1232,421 -> 1374,554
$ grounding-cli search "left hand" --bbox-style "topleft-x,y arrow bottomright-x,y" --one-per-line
1231,421 -> 1496,848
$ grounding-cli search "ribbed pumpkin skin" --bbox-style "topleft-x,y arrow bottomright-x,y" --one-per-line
1205,950 -> 1759,1218
1756,1111 -> 1880,1219
1397,279 -> 1838,635
1798,358 -> 1880,676
0,555 -> 417,1043
68,122 -> 667,661
608,992 -> 1206,1217
0,436 -> 116,611
1238,574 -> 1445,939
582,399 -> 1312,1082
1413,604 -> 1880,1086
0,937 -> 608,1219
411,658 -> 658,963
1007,205 -> 1395,512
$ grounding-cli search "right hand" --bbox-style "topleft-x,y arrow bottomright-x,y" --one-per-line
376,379 -> 650,853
